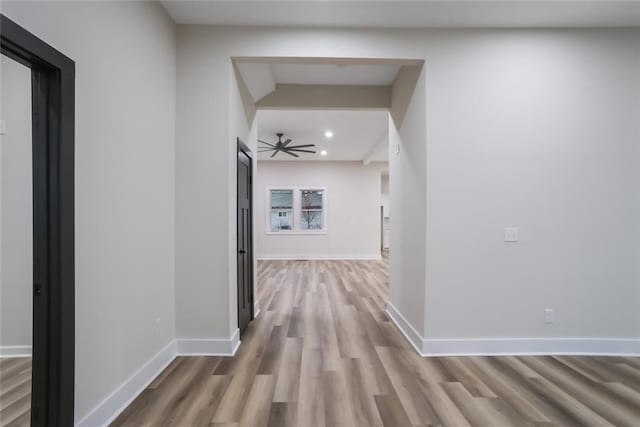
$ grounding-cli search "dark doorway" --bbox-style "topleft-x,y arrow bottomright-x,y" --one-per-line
1,14 -> 75,426
237,139 -> 254,337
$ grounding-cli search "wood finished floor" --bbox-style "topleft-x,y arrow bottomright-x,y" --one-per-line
113,259 -> 640,426
0,357 -> 31,427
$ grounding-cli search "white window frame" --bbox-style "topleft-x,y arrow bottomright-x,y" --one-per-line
266,186 -> 328,235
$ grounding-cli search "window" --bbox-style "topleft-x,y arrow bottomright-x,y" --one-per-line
270,189 -> 293,231
266,187 -> 327,233
300,189 -> 324,230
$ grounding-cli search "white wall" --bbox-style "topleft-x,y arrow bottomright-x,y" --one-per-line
256,161 -> 383,260
381,174 -> 390,216
423,31 -> 640,342
176,26 -> 640,353
0,55 -> 33,354
175,47 -> 257,340
389,65 -> 428,336
1,1 -> 177,421
381,174 -> 390,249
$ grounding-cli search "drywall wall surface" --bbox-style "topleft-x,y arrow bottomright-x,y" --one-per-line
381,174 -> 390,249
257,84 -> 390,109
381,174 -> 390,214
256,161 -> 383,259
0,55 -> 33,351
635,46 -> 640,338
174,29 -> 231,340
1,1 -> 177,421
422,30 -> 640,340
389,65 -> 428,337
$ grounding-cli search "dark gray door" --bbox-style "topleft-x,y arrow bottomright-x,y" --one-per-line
237,139 -> 253,337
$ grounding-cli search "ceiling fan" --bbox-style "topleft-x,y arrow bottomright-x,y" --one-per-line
258,133 -> 316,158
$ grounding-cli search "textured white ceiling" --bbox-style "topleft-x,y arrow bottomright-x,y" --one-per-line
257,109 -> 388,162
162,1 -> 640,28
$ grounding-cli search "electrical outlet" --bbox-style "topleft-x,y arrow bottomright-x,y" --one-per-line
504,227 -> 519,242
544,309 -> 554,324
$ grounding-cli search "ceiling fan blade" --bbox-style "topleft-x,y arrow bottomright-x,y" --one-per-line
283,139 -> 292,147
258,140 -> 276,148
270,150 -> 279,158
283,150 -> 299,158
286,144 -> 315,149
287,149 -> 316,153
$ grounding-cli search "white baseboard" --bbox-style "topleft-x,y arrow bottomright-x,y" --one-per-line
0,345 -> 32,357
422,337 -> 640,357
76,330 -> 242,427
386,302 -> 640,357
177,328 -> 240,356
385,303 -> 425,355
257,254 -> 382,261
77,340 -> 177,427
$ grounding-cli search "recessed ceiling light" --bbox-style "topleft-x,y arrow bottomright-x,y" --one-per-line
324,130 -> 333,139
320,150 -> 328,156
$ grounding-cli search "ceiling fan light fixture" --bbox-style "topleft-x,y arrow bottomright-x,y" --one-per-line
259,133 -> 317,158
320,150 -> 328,156
324,130 -> 333,139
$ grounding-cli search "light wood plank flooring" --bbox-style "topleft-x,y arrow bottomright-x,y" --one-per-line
113,259 -> 640,426
0,357 -> 31,427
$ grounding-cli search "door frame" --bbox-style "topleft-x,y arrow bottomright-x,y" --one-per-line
1,14 -> 75,426
237,138 -> 254,335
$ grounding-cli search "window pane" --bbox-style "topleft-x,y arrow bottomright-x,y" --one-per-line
300,190 -> 324,230
270,190 -> 293,231
300,210 -> 323,230
301,190 -> 323,209
271,190 -> 293,209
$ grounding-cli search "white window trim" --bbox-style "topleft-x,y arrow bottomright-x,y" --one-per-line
266,186 -> 328,235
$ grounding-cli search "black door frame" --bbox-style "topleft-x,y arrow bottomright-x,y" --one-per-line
1,14 -> 75,426
237,138 -> 254,336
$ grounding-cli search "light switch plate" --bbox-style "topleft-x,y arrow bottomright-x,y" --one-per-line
504,227 -> 519,242
544,309 -> 554,324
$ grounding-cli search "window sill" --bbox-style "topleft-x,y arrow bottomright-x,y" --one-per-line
266,230 -> 328,236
